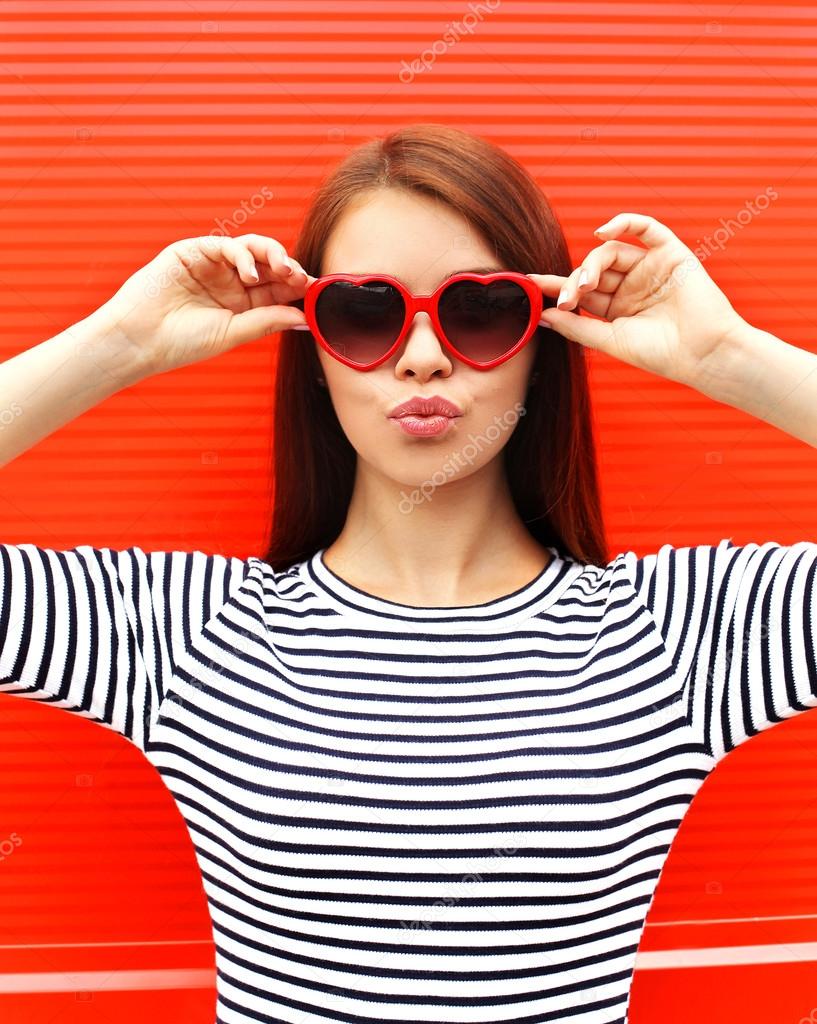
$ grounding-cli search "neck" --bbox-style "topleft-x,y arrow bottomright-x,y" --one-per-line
321,456 -> 551,607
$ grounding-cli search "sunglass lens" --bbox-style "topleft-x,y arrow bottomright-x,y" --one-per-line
438,279 -> 531,363
315,280 -> 404,365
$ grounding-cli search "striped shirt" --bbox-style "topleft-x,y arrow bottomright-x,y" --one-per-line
1,537 -> 816,1024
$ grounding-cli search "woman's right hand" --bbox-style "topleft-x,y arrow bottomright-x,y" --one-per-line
92,233 -> 317,377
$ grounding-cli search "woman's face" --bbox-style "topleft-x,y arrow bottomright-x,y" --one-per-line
316,188 -> 539,496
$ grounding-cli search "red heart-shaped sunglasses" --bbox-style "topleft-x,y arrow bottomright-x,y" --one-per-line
290,272 -> 545,371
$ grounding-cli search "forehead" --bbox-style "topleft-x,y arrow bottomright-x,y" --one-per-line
321,189 -> 500,287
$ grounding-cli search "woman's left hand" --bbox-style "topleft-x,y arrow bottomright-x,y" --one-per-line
528,212 -> 748,389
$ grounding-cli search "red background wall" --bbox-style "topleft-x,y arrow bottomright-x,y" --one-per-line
1,2 -> 816,1021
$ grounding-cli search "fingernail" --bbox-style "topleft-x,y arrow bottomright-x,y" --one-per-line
577,268 -> 589,288
248,266 -> 259,281
284,258 -> 295,276
556,286 -> 569,307
291,323 -> 312,331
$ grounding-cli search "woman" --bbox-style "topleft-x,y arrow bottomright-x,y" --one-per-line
1,124 -> 815,1024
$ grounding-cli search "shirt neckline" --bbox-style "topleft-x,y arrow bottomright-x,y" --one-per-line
296,545 -> 586,630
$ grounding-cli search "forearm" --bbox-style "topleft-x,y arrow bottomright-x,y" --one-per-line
691,320 -> 817,449
0,307 -> 152,468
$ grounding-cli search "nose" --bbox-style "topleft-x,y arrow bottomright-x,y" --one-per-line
392,312 -> 453,380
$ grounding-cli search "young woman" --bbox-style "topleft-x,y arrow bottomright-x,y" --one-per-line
1,124 -> 815,1024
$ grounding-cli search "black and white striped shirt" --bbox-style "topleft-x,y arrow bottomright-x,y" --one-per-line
1,537 -> 816,1024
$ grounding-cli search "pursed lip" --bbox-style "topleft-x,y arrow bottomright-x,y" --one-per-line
388,395 -> 464,418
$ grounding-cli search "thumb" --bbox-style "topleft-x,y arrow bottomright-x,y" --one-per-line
223,306 -> 309,350
539,308 -> 616,353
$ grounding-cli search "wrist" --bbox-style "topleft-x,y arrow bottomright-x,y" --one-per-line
79,303 -> 157,387
687,315 -> 760,406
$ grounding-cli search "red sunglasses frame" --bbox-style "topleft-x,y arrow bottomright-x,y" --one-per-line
300,271 -> 544,371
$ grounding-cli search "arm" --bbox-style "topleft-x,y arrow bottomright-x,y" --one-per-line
690,318 -> 817,449
0,307 -> 151,468
0,231 -> 313,469
534,211 -> 817,761
645,324 -> 817,760
0,542 -> 248,750
0,233 -> 306,743
0,312 -> 175,749
0,308 -> 248,747
619,538 -> 817,763
0,305 -> 251,746
533,210 -> 817,451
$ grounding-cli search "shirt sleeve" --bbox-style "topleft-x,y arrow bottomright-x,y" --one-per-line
617,537 -> 817,763
0,543 -> 250,751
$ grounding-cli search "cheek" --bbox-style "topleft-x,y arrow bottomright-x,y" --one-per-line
315,346 -> 332,379
323,370 -> 381,440
332,392 -> 374,439
471,357 -> 534,414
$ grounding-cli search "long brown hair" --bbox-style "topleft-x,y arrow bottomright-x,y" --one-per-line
264,123 -> 608,570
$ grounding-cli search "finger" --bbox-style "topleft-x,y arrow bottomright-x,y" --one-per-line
547,241 -> 647,312
555,266 -> 587,309
538,306 -> 619,353
252,250 -> 318,288
558,289 -> 612,321
593,211 -> 683,251
528,270 -> 621,321
236,233 -> 317,286
270,256 -> 318,286
241,282 -> 303,314
546,265 -> 603,312
528,263 -> 626,299
579,267 -> 624,295
579,240 -> 645,282
196,235 -> 259,284
284,259 -> 318,286
222,304 -> 311,351
237,234 -> 299,280
528,272 -> 591,309
249,261 -> 317,296
526,273 -> 568,296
